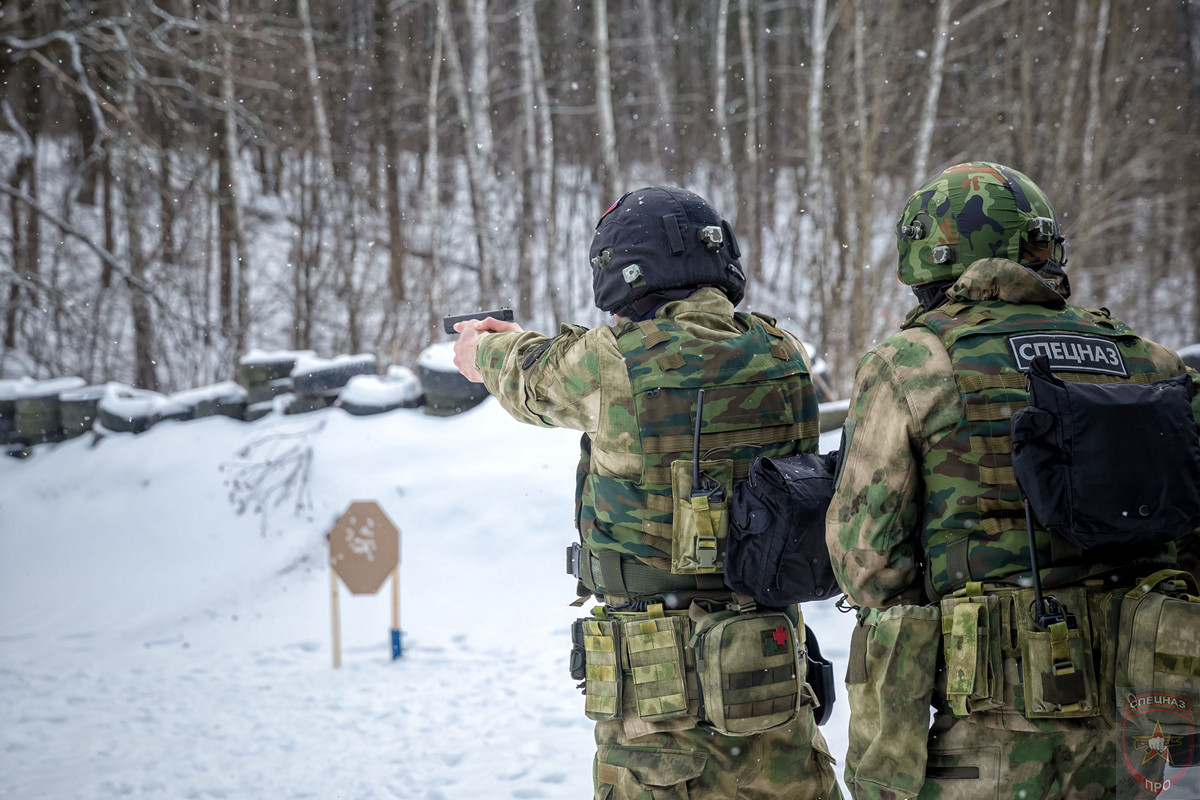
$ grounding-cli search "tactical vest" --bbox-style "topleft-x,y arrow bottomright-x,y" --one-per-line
908,300 -> 1179,599
576,313 -> 820,602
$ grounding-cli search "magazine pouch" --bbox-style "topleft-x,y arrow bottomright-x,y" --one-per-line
670,459 -> 733,574
621,612 -> 693,722
844,603 -> 941,800
689,608 -> 801,736
577,616 -> 624,721
939,589 -> 1005,717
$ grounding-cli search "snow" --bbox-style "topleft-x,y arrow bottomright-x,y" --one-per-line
292,352 -> 377,378
14,376 -> 86,399
169,381 -> 249,407
98,383 -> 175,419
340,368 -> 422,408
239,349 -> 317,367
417,342 -> 459,372
0,398 -> 854,799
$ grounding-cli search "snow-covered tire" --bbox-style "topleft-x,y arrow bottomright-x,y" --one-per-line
246,377 -> 292,405
0,397 -> 18,445
1178,343 -> 1200,372
338,367 -> 423,416
170,381 -> 248,420
418,364 -> 489,416
15,394 -> 62,444
287,394 -> 331,415
97,386 -> 168,434
59,385 -> 107,439
292,355 -> 378,396
13,378 -> 85,444
239,353 -> 304,387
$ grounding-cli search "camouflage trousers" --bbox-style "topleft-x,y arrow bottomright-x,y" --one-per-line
593,710 -> 841,800
915,708 -> 1170,800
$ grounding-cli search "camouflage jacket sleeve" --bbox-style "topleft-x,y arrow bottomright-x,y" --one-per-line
474,323 -> 615,433
825,329 -> 959,609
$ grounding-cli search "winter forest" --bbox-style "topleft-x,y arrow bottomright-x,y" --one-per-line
2,0 -> 1199,397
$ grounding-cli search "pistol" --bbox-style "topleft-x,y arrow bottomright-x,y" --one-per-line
442,307 -> 515,335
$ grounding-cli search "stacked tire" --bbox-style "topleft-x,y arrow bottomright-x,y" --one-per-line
13,377 -> 86,445
338,366 -> 424,416
417,342 -> 489,416
289,354 -> 378,415
238,350 -> 313,421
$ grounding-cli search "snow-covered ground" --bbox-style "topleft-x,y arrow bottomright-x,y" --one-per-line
0,395 -> 854,799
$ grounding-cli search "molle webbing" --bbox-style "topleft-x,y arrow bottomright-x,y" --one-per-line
577,312 -> 817,601
914,301 -> 1172,596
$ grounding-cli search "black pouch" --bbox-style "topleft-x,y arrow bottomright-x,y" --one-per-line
725,452 -> 841,606
1011,355 -> 1200,550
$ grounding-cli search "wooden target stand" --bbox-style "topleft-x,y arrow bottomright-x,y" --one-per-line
328,500 -> 402,668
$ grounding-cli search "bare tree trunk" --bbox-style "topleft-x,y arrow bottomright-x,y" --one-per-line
593,0 -> 620,202
636,0 -> 670,176
1051,2 -> 1090,206
216,0 -> 247,356
912,0 -> 952,183
378,0 -> 406,305
737,0 -> 760,278
426,0 -> 446,339
440,0 -> 501,302
517,0 -> 538,320
1078,0 -> 1112,297
120,159 -> 158,390
1187,0 -> 1200,340
802,0 -> 829,315
714,0 -> 733,199
528,0 -> 558,328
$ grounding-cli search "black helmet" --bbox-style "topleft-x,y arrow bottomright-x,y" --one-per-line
589,187 -> 745,314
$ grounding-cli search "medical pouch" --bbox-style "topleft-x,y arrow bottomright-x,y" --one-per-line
670,458 -> 733,574
1116,569 -> 1200,737
579,617 -> 624,721
844,603 -> 941,800
690,609 -> 800,736
622,614 -> 692,722
1016,587 -> 1100,719
939,591 -> 1005,717
1011,354 -> 1200,550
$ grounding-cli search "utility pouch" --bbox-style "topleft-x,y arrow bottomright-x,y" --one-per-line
689,609 -> 800,736
1016,587 -> 1100,719
621,613 -> 692,722
670,458 -> 733,574
1116,569 -> 1200,743
844,603 -> 941,800
578,616 -> 624,721
939,590 -> 1005,717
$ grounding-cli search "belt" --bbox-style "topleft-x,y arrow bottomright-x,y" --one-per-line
569,542 -> 725,601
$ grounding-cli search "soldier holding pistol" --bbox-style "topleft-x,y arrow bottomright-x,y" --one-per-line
453,187 -> 840,800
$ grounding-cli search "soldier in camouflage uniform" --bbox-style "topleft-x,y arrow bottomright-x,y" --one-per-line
453,187 -> 840,800
825,162 -> 1199,800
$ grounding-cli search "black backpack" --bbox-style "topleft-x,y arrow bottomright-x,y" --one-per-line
725,452 -> 842,607
1011,355 -> 1200,550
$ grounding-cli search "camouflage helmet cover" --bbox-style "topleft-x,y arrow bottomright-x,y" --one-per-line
896,161 -> 1066,286
589,187 -> 746,313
